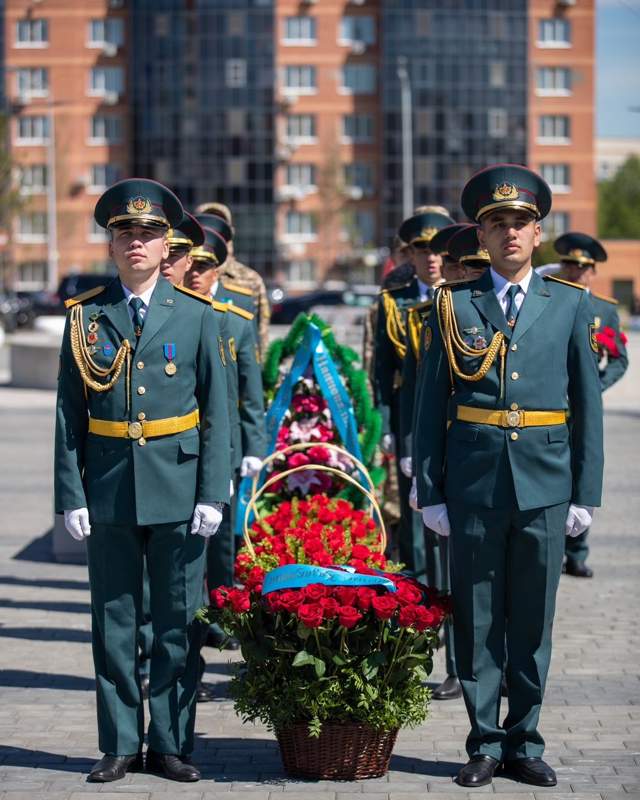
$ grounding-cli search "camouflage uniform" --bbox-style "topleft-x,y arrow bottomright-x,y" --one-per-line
218,257 -> 270,356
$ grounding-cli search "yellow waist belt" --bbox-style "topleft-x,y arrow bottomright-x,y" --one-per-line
88,409 -> 200,440
456,405 -> 567,429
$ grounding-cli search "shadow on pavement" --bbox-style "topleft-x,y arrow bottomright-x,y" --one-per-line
0,575 -> 89,591
0,669 -> 94,691
0,746 -> 93,773
0,598 -> 91,614
0,626 -> 91,643
390,753 -> 460,776
12,529 -> 53,563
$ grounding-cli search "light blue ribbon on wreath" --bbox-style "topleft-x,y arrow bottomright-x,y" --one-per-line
235,321 -> 365,534
261,564 -> 397,595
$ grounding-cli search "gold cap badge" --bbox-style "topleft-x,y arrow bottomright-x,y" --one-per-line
127,196 -> 152,215
419,227 -> 438,241
492,183 -> 519,202
477,248 -> 490,260
569,248 -> 584,259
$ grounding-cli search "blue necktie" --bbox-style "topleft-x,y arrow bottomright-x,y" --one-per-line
130,297 -> 145,338
505,285 -> 520,328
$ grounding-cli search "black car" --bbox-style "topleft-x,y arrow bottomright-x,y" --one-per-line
56,273 -> 115,308
0,292 -> 19,333
270,287 -> 378,325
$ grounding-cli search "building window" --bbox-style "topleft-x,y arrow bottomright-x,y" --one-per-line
16,212 -> 48,243
89,67 -> 124,99
342,113 -> 374,142
226,157 -> 247,185
283,65 -> 317,93
89,115 -> 122,144
339,16 -> 376,45
88,18 -> 124,48
489,61 -> 506,88
89,218 -> 109,243
286,114 -> 316,141
536,67 -> 571,96
340,64 -> 376,94
16,68 -> 49,100
285,163 -> 316,189
285,211 -> 317,241
288,259 -> 316,284
543,211 -> 569,240
538,19 -> 571,47
538,115 -> 570,143
19,164 -> 48,195
488,108 -> 508,138
540,164 -> 570,193
16,261 -> 47,290
225,59 -> 247,88
284,16 -> 316,44
342,210 -> 375,247
15,19 -> 48,47
89,164 -> 121,193
344,162 -> 374,197
16,115 -> 50,144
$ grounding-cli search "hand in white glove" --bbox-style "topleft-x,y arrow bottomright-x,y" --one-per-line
565,504 -> 594,538
240,455 -> 263,478
64,508 -> 91,541
399,457 -> 413,478
409,478 -> 419,511
190,503 -> 224,537
421,503 -> 451,537
381,433 -> 396,455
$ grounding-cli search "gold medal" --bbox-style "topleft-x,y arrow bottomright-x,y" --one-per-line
165,362 -> 177,376
88,321 -> 99,333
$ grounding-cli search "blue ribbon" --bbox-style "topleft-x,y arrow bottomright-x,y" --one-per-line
261,564 -> 397,595
235,322 -> 364,534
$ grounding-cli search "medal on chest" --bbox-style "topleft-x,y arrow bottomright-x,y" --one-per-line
163,342 -> 177,376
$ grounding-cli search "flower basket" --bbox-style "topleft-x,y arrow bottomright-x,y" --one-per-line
276,721 -> 398,780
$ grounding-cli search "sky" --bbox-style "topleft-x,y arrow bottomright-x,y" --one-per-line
597,0 -> 640,138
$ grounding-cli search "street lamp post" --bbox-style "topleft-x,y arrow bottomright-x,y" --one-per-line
397,56 -> 414,219
45,96 -> 59,292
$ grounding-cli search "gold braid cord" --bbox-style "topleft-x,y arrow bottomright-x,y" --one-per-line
69,305 -> 131,397
382,291 -> 407,359
407,307 -> 423,360
436,287 -> 507,395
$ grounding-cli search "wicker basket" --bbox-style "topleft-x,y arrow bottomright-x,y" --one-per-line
276,721 -> 399,780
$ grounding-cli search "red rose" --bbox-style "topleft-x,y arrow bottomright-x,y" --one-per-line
304,583 -> 328,601
289,452 -> 310,468
320,597 -> 340,618
371,594 -> 399,620
620,331 -> 629,345
227,588 -> 251,614
398,604 -> 418,627
395,581 -> 423,605
335,586 -> 358,606
338,605 -> 362,629
351,523 -> 368,540
308,446 -> 330,463
413,606 -> 438,631
356,586 -> 376,610
297,603 -> 324,628
210,588 -> 227,609
351,544 -> 372,560
279,590 -> 303,613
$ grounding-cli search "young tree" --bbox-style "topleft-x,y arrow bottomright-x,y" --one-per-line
598,155 -> 640,239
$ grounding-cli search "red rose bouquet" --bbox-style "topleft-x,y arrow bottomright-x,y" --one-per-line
596,325 -> 628,360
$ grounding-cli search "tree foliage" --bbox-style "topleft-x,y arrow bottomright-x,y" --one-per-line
598,155 -> 640,239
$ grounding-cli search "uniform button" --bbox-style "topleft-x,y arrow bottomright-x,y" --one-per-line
510,403 -> 519,411
511,343 -> 518,352
137,412 -> 146,421
511,371 -> 519,380
136,361 -> 144,370
510,431 -> 519,441
138,437 -> 146,447
137,386 -> 146,395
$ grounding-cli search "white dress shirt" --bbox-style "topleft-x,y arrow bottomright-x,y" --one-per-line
120,279 -> 157,324
417,280 -> 436,302
490,267 -> 532,316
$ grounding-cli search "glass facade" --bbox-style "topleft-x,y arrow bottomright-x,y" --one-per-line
131,1 -> 275,275
380,1 -> 528,244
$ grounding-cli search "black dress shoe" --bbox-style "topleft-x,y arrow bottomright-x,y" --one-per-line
205,628 -> 240,649
565,560 -> 593,578
502,757 -> 557,786
87,752 -> 143,782
456,755 -> 500,787
146,748 -> 201,782
433,675 -> 462,700
196,681 -> 215,702
140,674 -> 150,701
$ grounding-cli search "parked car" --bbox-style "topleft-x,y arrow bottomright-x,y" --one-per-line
0,292 -> 19,333
270,286 -> 378,325
56,273 -> 116,309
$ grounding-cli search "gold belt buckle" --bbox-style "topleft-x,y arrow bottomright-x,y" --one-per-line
505,410 -> 523,428
127,421 -> 143,440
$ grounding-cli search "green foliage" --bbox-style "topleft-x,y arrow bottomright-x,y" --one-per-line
532,241 -> 560,269
598,156 -> 640,239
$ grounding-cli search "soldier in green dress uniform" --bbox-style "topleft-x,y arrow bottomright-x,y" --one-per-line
415,165 -> 603,788
554,232 -> 629,577
55,179 -> 231,783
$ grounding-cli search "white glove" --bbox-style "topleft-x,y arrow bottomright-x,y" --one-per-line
565,504 -> 594,538
421,503 -> 451,538
381,433 -> 395,454
229,479 -> 235,498
64,508 -> 91,541
409,478 -> 419,511
400,457 -> 413,478
240,455 -> 263,478
190,503 -> 224,537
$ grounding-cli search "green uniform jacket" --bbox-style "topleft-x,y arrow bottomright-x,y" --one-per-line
373,277 -> 420,437
415,270 -> 604,511
55,276 -> 231,525
219,302 -> 267,470
590,292 -> 629,392
399,300 -> 433,459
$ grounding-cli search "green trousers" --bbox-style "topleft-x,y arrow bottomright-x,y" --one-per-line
87,521 -> 206,756
397,466 -> 427,583
138,561 -> 153,677
565,526 -> 589,565
448,500 -> 568,761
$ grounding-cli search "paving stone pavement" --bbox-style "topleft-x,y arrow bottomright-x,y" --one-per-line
0,337 -> 639,799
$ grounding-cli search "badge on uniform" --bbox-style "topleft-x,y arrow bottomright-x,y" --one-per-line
228,337 -> 237,362
218,336 -> 227,366
103,343 -> 114,357
87,319 -> 99,344
589,323 -> 599,353
163,343 -> 177,375
594,316 -> 601,329
423,326 -> 433,352
474,335 -> 487,349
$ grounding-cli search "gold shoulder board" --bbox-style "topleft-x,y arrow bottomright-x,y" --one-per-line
226,302 -> 255,321
64,285 -> 105,308
591,291 -> 618,305
439,278 -> 472,289
175,285 -> 212,303
211,299 -> 229,312
222,281 -> 253,297
544,275 -> 585,291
